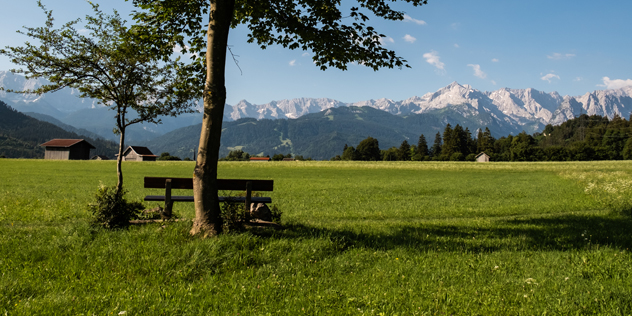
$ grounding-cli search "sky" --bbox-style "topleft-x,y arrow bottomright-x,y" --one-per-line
1,0 -> 632,105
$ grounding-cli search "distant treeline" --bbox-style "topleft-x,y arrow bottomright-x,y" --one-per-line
332,114 -> 632,162
219,149 -> 313,161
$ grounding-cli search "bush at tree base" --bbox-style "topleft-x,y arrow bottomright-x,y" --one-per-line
88,185 -> 144,229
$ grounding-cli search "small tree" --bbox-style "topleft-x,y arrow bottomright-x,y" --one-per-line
342,146 -> 359,161
356,137 -> 382,161
417,134 -> 429,157
0,2 -> 199,193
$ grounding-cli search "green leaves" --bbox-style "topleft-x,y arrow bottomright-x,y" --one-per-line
128,0 -> 429,72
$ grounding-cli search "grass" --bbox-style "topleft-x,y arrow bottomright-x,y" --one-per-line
1,159 -> 631,315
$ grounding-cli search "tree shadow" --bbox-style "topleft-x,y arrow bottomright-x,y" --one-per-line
252,211 -> 632,253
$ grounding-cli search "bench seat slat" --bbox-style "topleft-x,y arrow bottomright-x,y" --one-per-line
144,177 -> 273,191
144,195 -> 272,204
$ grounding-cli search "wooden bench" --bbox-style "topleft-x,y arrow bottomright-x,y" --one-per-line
144,177 -> 273,218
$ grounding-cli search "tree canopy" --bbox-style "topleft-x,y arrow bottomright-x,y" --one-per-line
129,0 -> 428,72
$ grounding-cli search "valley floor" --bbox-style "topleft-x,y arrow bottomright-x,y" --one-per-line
1,160 -> 631,315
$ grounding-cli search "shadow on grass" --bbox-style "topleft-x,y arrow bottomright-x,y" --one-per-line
254,211 -> 632,253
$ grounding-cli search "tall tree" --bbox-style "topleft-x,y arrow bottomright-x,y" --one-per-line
129,0 -> 429,236
440,124 -> 454,160
476,128 -> 484,153
417,134 -> 429,157
397,140 -> 411,161
0,2 -> 197,194
430,132 -> 442,158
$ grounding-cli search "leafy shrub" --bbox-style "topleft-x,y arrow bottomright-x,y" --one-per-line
220,200 -> 249,232
88,185 -> 144,229
219,190 -> 283,231
270,205 -> 283,223
157,152 -> 182,161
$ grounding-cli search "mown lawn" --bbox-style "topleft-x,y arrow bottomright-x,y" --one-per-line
1,159 -> 631,315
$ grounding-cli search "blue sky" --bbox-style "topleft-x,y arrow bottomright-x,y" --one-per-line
2,0 -> 631,105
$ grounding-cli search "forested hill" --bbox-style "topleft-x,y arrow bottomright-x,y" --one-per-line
0,100 -> 118,158
146,105 -> 524,160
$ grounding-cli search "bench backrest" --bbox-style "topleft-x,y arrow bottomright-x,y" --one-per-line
144,177 -> 274,191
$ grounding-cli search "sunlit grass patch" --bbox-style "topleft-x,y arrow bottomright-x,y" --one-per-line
1,159 -> 631,315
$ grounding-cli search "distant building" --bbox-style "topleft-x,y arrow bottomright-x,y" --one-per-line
40,139 -> 95,160
91,155 -> 109,160
118,146 -> 157,161
250,157 -> 270,162
475,152 -> 491,162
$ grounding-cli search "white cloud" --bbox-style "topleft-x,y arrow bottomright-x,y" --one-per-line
403,14 -> 426,25
173,44 -> 189,53
173,44 -> 196,57
454,44 -> 460,48
491,58 -> 499,62
403,34 -> 416,43
598,77 -> 632,89
491,80 -> 497,85
302,52 -> 310,57
379,36 -> 395,45
423,51 -> 445,70
451,23 -> 460,30
467,64 -> 487,79
547,53 -> 576,60
541,73 -> 560,83
574,77 -> 583,82
289,60 -> 297,66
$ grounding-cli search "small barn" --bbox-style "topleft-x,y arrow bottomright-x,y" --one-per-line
40,139 -> 95,160
475,152 -> 491,162
119,146 -> 157,161
91,155 -> 109,160
250,157 -> 270,162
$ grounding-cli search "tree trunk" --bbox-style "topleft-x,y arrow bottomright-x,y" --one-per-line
116,126 -> 125,194
191,0 -> 236,237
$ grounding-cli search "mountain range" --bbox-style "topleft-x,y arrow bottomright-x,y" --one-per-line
2,70 -> 632,159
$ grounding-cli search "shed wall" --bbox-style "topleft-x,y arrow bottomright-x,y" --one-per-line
68,143 -> 92,160
44,147 -> 70,160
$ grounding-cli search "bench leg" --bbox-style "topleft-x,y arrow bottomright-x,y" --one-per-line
162,179 -> 173,219
245,181 -> 252,222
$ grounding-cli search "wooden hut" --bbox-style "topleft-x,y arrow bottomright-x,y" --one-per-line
249,157 -> 270,162
91,155 -> 109,160
475,152 -> 490,162
119,146 -> 157,161
40,139 -> 95,160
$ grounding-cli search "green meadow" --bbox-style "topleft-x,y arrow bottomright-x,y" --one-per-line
1,159 -> 631,315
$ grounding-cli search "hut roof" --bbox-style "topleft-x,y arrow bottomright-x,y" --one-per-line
250,157 -> 270,161
40,139 -> 95,149
475,152 -> 490,158
122,146 -> 157,157
91,155 -> 110,160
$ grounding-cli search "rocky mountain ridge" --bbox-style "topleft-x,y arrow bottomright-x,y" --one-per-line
225,82 -> 632,132
3,70 -> 632,140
